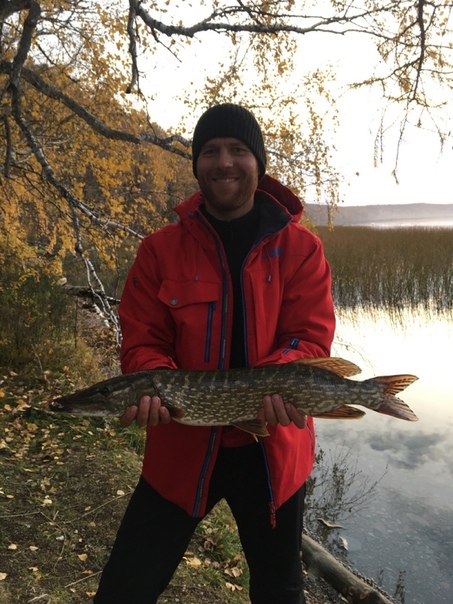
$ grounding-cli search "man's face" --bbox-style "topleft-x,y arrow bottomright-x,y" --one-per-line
196,137 -> 260,220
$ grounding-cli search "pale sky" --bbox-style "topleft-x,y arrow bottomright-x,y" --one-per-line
138,11 -> 453,207
333,93 -> 453,207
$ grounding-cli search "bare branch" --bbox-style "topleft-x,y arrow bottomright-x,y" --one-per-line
8,0 -> 40,89
0,0 -> 31,22
412,0 -> 427,102
133,1 -> 393,40
2,114 -> 12,177
0,61 -> 191,158
126,0 -> 140,94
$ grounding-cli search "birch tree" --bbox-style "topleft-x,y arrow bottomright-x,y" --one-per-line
1,1 -> 451,324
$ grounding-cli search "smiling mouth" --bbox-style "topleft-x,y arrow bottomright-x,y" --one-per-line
214,177 -> 238,183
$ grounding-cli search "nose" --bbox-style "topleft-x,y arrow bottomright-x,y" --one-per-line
217,147 -> 234,169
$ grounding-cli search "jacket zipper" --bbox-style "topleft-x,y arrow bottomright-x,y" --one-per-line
258,438 -> 277,528
196,212 -> 230,369
204,301 -> 215,363
192,427 -> 218,517
240,224 -> 289,367
193,210 -> 290,518
192,214 -> 230,516
240,221 -> 292,524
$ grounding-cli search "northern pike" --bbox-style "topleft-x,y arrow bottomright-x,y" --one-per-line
50,357 -> 419,436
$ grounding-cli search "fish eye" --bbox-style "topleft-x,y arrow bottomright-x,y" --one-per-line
99,386 -> 111,397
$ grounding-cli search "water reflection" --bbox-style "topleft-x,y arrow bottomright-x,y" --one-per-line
312,305 -> 453,604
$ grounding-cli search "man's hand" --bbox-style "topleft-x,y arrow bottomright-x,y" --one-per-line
120,395 -> 172,428
257,394 -> 307,429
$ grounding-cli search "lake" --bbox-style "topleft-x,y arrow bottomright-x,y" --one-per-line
356,218 -> 453,229
310,306 -> 453,603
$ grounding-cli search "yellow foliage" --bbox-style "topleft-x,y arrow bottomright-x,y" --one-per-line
1,0 -> 451,298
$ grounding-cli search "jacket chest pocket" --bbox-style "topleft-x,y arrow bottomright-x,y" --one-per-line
157,280 -> 220,364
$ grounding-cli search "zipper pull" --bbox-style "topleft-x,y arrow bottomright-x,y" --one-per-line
269,501 -> 277,529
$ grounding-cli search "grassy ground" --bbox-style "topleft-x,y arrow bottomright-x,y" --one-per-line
0,368 -> 251,604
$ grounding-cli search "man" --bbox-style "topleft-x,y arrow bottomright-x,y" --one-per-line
94,103 -> 335,603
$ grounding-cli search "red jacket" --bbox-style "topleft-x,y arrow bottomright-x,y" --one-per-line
119,175 -> 335,519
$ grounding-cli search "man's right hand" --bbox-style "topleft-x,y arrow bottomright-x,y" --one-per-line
120,395 -> 172,428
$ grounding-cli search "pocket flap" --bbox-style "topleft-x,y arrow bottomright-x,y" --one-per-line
157,279 -> 219,309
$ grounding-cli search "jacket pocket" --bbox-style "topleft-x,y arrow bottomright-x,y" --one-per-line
157,280 -> 219,364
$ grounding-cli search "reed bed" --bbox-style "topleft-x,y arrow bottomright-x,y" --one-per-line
317,226 -> 453,313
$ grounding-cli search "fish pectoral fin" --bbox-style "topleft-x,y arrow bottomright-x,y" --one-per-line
292,357 -> 362,378
312,405 -> 365,419
232,419 -> 269,437
165,405 -> 185,419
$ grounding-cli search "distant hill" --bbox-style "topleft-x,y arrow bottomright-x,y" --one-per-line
304,203 -> 453,227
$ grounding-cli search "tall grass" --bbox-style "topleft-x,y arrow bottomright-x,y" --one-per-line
318,226 -> 453,313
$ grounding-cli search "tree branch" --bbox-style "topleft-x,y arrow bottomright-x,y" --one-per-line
302,534 -> 397,604
0,61 -> 191,158
0,0 -> 31,22
2,114 -> 12,177
133,1 -> 393,39
8,0 -> 40,90
126,0 -> 140,94
412,0 -> 427,102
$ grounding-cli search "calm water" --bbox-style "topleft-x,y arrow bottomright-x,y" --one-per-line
313,306 -> 453,603
358,217 -> 453,228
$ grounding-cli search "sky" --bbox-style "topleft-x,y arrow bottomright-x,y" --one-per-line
333,93 -> 453,207
138,8 -> 453,207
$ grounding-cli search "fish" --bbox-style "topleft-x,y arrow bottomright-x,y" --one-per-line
49,357 -> 419,437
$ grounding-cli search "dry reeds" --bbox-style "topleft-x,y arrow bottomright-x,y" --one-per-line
318,226 -> 453,313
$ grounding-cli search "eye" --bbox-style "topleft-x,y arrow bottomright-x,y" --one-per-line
200,147 -> 216,156
231,145 -> 250,156
99,386 -> 111,397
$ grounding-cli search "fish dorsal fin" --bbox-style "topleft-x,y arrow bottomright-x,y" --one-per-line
293,357 -> 362,378
232,419 -> 269,438
312,405 -> 365,419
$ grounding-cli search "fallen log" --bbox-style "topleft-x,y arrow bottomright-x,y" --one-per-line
302,534 -> 396,604
63,284 -> 120,306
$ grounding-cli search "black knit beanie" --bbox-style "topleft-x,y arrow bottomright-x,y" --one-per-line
192,103 -> 267,179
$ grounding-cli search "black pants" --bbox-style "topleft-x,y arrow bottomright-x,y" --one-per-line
94,443 -> 306,604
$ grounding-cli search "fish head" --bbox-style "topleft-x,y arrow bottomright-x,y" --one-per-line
49,374 -> 143,417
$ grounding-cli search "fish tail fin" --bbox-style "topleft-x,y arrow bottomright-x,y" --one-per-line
368,375 -> 419,421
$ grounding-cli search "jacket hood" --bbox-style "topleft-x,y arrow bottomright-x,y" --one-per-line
175,174 -> 304,223
257,175 -> 304,221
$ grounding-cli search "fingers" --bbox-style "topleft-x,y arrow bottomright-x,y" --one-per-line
285,403 -> 307,429
119,396 -> 171,428
259,394 -> 307,429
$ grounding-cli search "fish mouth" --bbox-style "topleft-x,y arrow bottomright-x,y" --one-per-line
49,396 -> 116,417
49,399 -> 80,415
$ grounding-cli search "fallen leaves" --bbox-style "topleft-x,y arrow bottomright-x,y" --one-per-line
184,553 -> 203,568
1,368 -> 253,603
183,548 -> 245,593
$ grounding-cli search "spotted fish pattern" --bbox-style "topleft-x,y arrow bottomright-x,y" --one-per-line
50,357 -> 419,436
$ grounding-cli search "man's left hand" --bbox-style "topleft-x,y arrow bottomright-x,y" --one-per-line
257,394 -> 307,429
